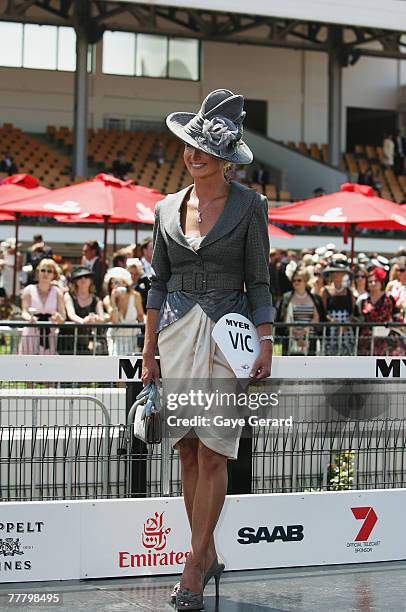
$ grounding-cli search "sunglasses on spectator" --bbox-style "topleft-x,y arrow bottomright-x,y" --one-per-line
399,268 -> 406,273
39,268 -> 54,274
356,274 -> 366,279
313,272 -> 322,276
292,278 -> 304,283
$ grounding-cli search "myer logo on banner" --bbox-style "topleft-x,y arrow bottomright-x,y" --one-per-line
118,511 -> 189,569
212,313 -> 260,377
376,358 -> 406,378
346,506 -> 380,555
118,358 -> 143,380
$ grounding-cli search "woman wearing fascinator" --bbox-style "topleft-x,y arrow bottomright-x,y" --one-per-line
141,90 -> 274,610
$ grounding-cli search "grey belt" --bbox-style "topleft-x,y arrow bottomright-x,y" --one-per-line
167,271 -> 244,292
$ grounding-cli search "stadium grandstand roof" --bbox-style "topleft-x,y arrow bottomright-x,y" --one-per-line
1,0 -> 405,60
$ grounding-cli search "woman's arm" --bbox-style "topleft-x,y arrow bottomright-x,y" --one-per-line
106,291 -> 120,323
141,308 -> 161,385
64,292 -> 84,324
133,290 -> 145,322
21,286 -> 34,321
94,298 -> 105,322
51,289 -> 66,322
244,195 -> 273,380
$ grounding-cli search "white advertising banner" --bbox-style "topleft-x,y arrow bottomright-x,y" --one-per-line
0,489 -> 405,583
0,501 -> 80,583
2,355 -> 406,381
81,498 -> 190,578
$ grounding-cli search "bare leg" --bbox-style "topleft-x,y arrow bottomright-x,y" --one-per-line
180,441 -> 228,593
177,438 -> 218,571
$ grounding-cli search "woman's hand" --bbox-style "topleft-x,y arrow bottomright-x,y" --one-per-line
249,342 -> 273,380
51,311 -> 64,323
141,352 -> 161,386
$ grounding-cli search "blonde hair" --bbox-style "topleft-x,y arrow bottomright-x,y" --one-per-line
292,267 -> 311,288
35,258 -> 60,281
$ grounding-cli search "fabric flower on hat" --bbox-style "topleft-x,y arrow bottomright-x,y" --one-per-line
370,267 -> 386,282
200,115 -> 240,152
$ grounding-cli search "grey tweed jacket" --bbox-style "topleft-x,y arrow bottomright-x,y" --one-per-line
147,180 -> 273,327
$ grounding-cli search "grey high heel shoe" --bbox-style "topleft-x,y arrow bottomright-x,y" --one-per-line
171,558 -> 225,604
203,558 -> 224,599
175,587 -> 204,611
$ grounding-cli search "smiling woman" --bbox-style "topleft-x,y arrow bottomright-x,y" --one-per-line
140,89 -> 274,610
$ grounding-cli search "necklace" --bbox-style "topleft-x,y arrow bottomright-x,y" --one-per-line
190,185 -> 229,223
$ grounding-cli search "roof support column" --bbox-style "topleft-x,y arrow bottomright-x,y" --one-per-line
327,26 -> 343,168
73,0 -> 90,178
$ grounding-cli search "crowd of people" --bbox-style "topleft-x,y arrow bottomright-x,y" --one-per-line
0,234 -> 153,355
0,230 -> 405,356
271,244 -> 406,356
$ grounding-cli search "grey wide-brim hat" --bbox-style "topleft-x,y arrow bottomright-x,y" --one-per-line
323,261 -> 352,275
166,89 -> 253,165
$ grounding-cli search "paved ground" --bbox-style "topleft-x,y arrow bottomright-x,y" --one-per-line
0,560 -> 405,611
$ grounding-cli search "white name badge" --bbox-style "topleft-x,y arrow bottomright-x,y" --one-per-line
212,313 -> 260,378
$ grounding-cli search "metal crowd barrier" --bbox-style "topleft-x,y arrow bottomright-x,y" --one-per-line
0,355 -> 405,502
0,321 -> 145,356
0,418 -> 404,502
0,320 -> 404,356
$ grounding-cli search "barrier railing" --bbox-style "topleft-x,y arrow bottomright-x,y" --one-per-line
0,320 -> 404,356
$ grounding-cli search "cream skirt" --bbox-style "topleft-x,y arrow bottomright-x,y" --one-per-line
157,303 -> 241,459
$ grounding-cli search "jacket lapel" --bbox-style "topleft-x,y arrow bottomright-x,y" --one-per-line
200,181 -> 256,248
161,181 -> 256,251
161,185 -> 195,251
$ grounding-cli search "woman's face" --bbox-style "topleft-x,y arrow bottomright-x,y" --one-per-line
398,264 -> 406,284
183,144 -> 224,180
355,271 -> 367,286
331,271 -> 345,284
37,265 -> 55,283
76,276 -> 91,292
128,265 -> 141,283
292,275 -> 306,292
368,275 -> 382,292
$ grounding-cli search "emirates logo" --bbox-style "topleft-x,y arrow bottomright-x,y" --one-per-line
142,512 -> 171,551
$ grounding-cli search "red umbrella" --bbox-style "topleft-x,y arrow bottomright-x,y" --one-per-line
0,173 -> 162,222
269,183 -> 406,261
0,212 -> 15,221
268,223 -> 292,238
0,174 -> 50,205
0,173 -> 163,259
0,174 -> 51,298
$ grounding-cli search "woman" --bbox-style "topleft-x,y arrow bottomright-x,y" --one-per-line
277,266 -> 319,355
356,267 -> 394,356
103,267 -> 144,355
141,90 -> 273,610
386,257 -> 406,322
126,257 -> 151,313
19,258 -> 65,355
0,238 -> 23,297
60,266 -> 106,355
352,264 -> 368,300
321,259 -> 355,355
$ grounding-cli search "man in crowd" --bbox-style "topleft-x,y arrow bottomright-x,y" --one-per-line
394,130 -> 406,176
81,240 -> 106,298
252,164 -> 270,186
25,234 -> 53,284
111,151 -> 133,181
140,237 -> 153,278
0,151 -> 18,176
